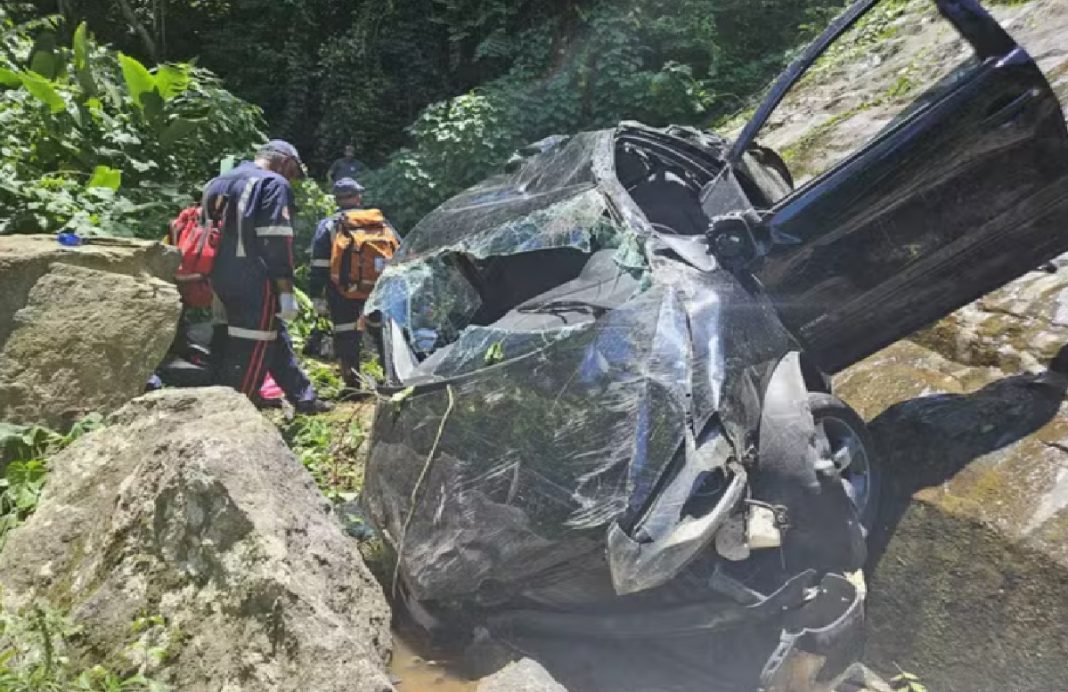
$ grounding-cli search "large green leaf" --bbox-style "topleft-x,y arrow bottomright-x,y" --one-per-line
154,64 -> 190,100
160,117 -> 200,147
72,22 -> 97,97
0,68 -> 20,87
87,165 -> 122,190
29,33 -> 59,79
19,71 -> 65,113
141,89 -> 165,130
73,22 -> 89,70
118,52 -> 156,106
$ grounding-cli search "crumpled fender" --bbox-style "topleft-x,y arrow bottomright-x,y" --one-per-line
753,351 -> 867,576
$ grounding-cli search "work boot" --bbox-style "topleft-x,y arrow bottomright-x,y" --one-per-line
339,357 -> 363,389
252,395 -> 284,410
295,398 -> 334,415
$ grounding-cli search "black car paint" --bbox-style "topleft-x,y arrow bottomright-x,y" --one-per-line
739,0 -> 1068,371
364,0 -> 1068,631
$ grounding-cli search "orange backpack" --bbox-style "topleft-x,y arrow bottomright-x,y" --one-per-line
329,209 -> 399,300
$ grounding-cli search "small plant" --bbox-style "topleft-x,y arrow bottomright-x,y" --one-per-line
0,598 -> 165,691
891,669 -> 928,692
0,414 -> 101,549
125,614 -> 180,675
483,341 -> 505,365
0,459 -> 48,548
280,411 -> 366,500
360,356 -> 385,383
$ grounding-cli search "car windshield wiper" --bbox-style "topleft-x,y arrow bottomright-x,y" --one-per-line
516,299 -> 604,315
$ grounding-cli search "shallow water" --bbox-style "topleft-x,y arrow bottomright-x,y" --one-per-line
390,632 -> 478,691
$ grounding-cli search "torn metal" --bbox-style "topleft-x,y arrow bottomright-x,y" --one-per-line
363,122 -> 866,626
363,0 -> 1068,686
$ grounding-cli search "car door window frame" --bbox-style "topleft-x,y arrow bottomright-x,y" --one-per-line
729,0 -> 1017,207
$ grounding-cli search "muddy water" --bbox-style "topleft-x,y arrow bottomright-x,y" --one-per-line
390,633 -> 478,691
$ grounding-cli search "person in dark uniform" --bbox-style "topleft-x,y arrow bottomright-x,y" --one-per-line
308,177 -> 398,387
203,140 -> 331,413
327,144 -> 366,183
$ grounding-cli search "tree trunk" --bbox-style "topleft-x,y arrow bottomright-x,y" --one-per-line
113,0 -> 158,61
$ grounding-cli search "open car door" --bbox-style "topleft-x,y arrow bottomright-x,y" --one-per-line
733,0 -> 1068,373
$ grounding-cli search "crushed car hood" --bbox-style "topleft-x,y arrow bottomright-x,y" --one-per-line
361,124 -> 846,604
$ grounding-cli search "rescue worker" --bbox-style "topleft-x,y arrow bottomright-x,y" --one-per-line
327,144 -> 366,183
204,140 -> 331,414
309,177 -> 399,387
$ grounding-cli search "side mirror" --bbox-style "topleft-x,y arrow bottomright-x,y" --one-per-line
706,210 -> 766,270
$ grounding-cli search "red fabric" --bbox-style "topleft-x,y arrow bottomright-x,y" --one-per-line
170,205 -> 221,309
241,280 -> 275,396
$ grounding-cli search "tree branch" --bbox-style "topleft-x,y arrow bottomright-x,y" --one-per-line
112,0 -> 157,61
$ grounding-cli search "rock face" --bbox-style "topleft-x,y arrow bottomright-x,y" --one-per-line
836,337 -> 1068,692
0,387 -> 394,692
477,659 -> 568,692
0,235 -> 181,428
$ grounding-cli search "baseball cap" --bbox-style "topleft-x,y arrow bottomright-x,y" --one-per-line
332,177 -> 365,198
259,139 -> 306,177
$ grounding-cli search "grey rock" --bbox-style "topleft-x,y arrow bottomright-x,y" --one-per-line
0,387 -> 394,692
477,658 -> 568,692
835,341 -> 1068,692
0,236 -> 181,428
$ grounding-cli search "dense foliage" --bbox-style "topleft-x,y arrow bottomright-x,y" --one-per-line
20,0 -> 848,230
0,6 -> 265,236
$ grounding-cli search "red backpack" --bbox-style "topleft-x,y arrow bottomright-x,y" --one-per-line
168,204 -> 221,309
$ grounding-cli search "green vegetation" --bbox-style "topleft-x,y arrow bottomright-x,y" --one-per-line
0,415 -> 101,550
0,7 -> 264,237
891,670 -> 928,692
0,602 -> 166,691
275,291 -> 383,501
280,411 -> 367,499
0,416 -> 164,692
9,0 -> 852,231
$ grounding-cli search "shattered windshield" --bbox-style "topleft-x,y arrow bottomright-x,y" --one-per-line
367,130 -> 650,367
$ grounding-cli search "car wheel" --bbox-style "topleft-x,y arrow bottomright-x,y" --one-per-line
808,392 -> 880,531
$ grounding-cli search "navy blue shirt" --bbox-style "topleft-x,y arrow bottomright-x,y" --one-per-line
328,157 -> 366,183
204,161 -> 296,281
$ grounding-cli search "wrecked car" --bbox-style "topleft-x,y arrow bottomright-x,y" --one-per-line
363,0 -> 1068,685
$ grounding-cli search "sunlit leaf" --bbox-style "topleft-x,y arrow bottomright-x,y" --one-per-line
154,64 -> 190,100
19,71 -> 65,113
73,22 -> 97,96
73,22 -> 89,69
118,52 -> 156,106
0,67 -> 20,87
87,165 -> 122,190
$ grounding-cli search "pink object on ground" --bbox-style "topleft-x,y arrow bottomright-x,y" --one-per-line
259,374 -> 284,401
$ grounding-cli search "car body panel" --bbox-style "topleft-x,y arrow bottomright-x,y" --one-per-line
362,0 -> 1068,624
747,0 -> 1068,371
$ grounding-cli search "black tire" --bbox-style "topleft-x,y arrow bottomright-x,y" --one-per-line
808,392 -> 881,532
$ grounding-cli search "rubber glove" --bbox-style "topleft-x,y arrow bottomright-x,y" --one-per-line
312,298 -> 329,316
278,292 -> 299,322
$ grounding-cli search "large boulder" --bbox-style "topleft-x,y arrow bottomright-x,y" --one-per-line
0,235 -> 181,428
0,387 -> 394,692
477,659 -> 568,692
835,284 -> 1068,691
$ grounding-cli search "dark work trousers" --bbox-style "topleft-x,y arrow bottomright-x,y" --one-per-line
325,287 -> 385,384
211,278 -> 315,405
326,287 -> 364,385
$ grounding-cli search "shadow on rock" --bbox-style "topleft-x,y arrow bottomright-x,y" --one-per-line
865,365 -> 1068,571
